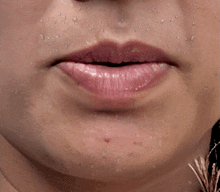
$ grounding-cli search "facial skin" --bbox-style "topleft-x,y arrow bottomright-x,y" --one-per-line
0,0 -> 219,192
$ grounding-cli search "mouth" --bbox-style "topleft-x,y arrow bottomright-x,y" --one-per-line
54,40 -> 177,101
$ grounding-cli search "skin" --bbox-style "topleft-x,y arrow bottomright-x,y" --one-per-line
0,0 -> 219,191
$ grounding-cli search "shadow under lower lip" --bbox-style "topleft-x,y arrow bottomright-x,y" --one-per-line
58,62 -> 170,100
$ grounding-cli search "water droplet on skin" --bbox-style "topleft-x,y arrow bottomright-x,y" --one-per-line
72,17 -> 77,22
175,16 -> 178,18
59,13 -> 61,16
47,37 -> 50,40
170,18 -> 174,22
167,44 -> 171,48
190,36 -> 194,41
146,29 -> 148,32
192,22 -> 195,26
160,19 -> 164,24
66,42 -> 70,48
39,20 -> 43,23
157,10 -> 160,13
56,35 -> 59,39
40,34 -> 45,40
89,28 -> 92,31
176,36 -> 180,39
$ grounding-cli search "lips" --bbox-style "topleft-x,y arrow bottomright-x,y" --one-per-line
56,40 -> 175,100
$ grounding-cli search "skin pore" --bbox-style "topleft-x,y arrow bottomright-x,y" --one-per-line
0,0 -> 219,192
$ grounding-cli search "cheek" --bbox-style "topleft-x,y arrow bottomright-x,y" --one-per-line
0,0 -> 53,26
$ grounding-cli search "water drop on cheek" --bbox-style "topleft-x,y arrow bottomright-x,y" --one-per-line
190,36 -> 195,41
72,17 -> 77,22
40,34 -> 45,40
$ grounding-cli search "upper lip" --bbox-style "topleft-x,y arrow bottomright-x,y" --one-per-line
54,40 -> 176,66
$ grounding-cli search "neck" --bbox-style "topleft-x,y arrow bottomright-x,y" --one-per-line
0,133 -> 209,192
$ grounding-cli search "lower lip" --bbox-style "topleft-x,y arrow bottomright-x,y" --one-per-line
58,62 -> 170,99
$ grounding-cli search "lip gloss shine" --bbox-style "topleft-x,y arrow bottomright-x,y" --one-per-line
58,62 -> 170,99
